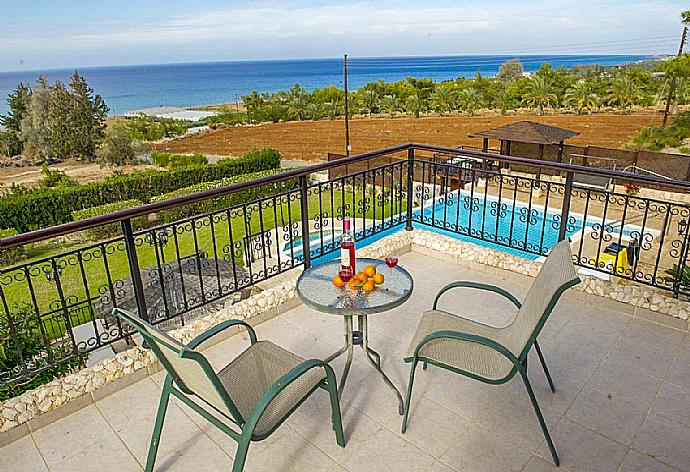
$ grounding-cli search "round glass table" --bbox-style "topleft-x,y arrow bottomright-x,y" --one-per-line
296,257 -> 413,414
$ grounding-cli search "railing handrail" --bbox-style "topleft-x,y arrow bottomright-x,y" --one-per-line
2,141 -> 690,250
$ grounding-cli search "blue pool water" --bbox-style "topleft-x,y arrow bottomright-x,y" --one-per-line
289,192 -> 645,264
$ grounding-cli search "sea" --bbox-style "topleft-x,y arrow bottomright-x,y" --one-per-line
0,54 -> 655,116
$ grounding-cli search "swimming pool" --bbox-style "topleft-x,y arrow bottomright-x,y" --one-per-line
282,189 -> 654,264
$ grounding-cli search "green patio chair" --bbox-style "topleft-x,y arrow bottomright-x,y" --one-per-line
113,309 -> 345,472
401,239 -> 580,466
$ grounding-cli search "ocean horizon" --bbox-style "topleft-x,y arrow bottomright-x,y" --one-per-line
0,54 -> 655,116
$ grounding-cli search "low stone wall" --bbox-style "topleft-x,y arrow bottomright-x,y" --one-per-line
3,227 -> 688,441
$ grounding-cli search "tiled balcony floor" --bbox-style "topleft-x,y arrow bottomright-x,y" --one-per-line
4,252 -> 690,472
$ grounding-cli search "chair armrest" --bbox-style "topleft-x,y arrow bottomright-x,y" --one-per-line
244,358 -> 333,435
187,319 -> 257,350
433,281 -> 521,310
413,329 -> 519,366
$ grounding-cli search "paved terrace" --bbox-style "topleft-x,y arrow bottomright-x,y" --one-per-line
3,252 -> 690,472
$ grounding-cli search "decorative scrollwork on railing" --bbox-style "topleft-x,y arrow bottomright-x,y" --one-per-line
489,201 -> 507,219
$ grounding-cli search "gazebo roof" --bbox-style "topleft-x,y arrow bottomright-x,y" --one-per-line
469,121 -> 579,145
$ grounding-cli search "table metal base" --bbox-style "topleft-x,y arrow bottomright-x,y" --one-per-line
324,314 -> 404,415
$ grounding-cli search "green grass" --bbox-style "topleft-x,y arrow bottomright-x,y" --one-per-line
0,184 -> 407,338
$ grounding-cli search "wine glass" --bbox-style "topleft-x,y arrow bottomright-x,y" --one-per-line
339,267 -> 353,283
385,257 -> 398,279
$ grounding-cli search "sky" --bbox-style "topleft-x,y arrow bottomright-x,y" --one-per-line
0,0 -> 687,72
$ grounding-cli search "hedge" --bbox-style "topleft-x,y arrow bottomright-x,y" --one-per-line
0,148 -> 281,232
152,168 -> 298,223
151,152 -> 208,169
0,228 -> 25,267
72,199 -> 147,240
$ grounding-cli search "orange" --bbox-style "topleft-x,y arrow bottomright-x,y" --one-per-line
348,279 -> 360,290
355,272 -> 368,282
362,280 -> 376,292
333,275 -> 346,288
373,273 -> 384,285
364,265 -> 377,277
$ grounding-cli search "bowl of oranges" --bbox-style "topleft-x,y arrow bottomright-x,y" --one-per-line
332,264 -> 384,292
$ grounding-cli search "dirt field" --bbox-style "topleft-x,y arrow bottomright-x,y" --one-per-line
152,111 -> 664,162
0,162 -> 158,189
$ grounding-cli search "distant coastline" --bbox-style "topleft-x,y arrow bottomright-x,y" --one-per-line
0,55 -> 656,116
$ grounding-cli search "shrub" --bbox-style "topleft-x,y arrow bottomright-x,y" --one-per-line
0,228 -> 25,267
151,152 -> 208,169
37,162 -> 78,188
203,109 -> 248,128
0,148 -> 281,232
98,123 -> 139,166
124,114 -> 190,141
0,304 -> 86,400
72,199 -> 147,240
152,168 -> 297,222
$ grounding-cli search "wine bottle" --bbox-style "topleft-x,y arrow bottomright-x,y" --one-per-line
340,216 -> 356,273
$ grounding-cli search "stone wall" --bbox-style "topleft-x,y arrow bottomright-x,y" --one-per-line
2,227 -> 688,441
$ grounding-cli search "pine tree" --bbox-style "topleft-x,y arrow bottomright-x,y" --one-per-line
68,71 -> 108,160
0,83 -> 31,156
48,81 -> 76,158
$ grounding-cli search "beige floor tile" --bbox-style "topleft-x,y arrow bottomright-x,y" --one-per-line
48,437 -> 142,472
507,366 -> 583,416
651,382 -> 690,428
667,350 -> 690,390
522,455 -> 559,472
551,418 -> 628,472
340,427 -> 437,472
32,405 -> 116,466
606,336 -> 680,380
633,413 -> 690,472
536,335 -> 607,384
96,378 -> 203,463
620,449 -> 677,472
565,387 -> 647,445
419,371 -> 506,421
245,427 -> 347,472
477,391 -> 559,456
0,435 -> 48,472
587,360 -> 663,409
154,431 -> 234,472
439,422 -> 532,472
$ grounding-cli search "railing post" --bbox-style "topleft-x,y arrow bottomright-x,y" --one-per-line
405,147 -> 414,231
558,171 -> 574,241
299,175 -> 312,269
121,219 -> 149,322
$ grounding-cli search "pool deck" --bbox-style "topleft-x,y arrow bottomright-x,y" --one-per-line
3,252 -> 690,472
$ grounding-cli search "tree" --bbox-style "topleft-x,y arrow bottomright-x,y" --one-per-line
359,89 -> 379,117
607,75 -> 640,112
405,94 -> 425,118
48,81 -> 76,158
458,88 -> 482,115
495,87 -> 515,115
0,83 -> 31,156
20,77 -> 52,159
430,87 -> 455,115
564,81 -> 598,114
306,102 -> 324,120
287,83 -> 308,121
68,71 -> 108,159
497,59 -> 523,82
324,100 -> 342,120
98,122 -> 137,166
380,94 -> 401,117
522,76 -> 558,115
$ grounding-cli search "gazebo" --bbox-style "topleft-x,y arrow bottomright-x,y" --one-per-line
469,121 -> 579,163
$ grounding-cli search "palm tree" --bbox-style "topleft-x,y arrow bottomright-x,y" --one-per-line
324,101 -> 342,120
287,91 -> 308,121
564,81 -> 598,115
359,89 -> 379,117
380,94 -> 401,117
306,102 -> 324,120
457,88 -> 482,116
430,87 -> 455,116
405,94 -> 425,118
522,76 -> 558,115
607,76 -> 640,113
496,88 -> 514,115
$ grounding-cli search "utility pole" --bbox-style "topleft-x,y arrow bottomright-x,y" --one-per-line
344,54 -> 351,156
662,25 -> 688,127
234,93 -> 240,113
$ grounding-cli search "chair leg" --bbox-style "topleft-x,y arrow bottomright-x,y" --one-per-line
324,366 -> 346,447
534,340 -> 556,393
232,438 -> 251,472
401,359 -> 419,434
422,361 -> 428,370
520,369 -> 560,466
145,375 -> 173,472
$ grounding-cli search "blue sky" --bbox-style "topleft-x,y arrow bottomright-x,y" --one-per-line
0,0 -> 686,71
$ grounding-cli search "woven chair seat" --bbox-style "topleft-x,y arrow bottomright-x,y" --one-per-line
405,310 -> 517,380
218,340 -> 326,436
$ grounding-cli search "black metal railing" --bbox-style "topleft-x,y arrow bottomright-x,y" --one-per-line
2,142 -> 690,397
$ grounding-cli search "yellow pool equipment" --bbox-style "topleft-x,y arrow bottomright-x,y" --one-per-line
598,243 -> 630,275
